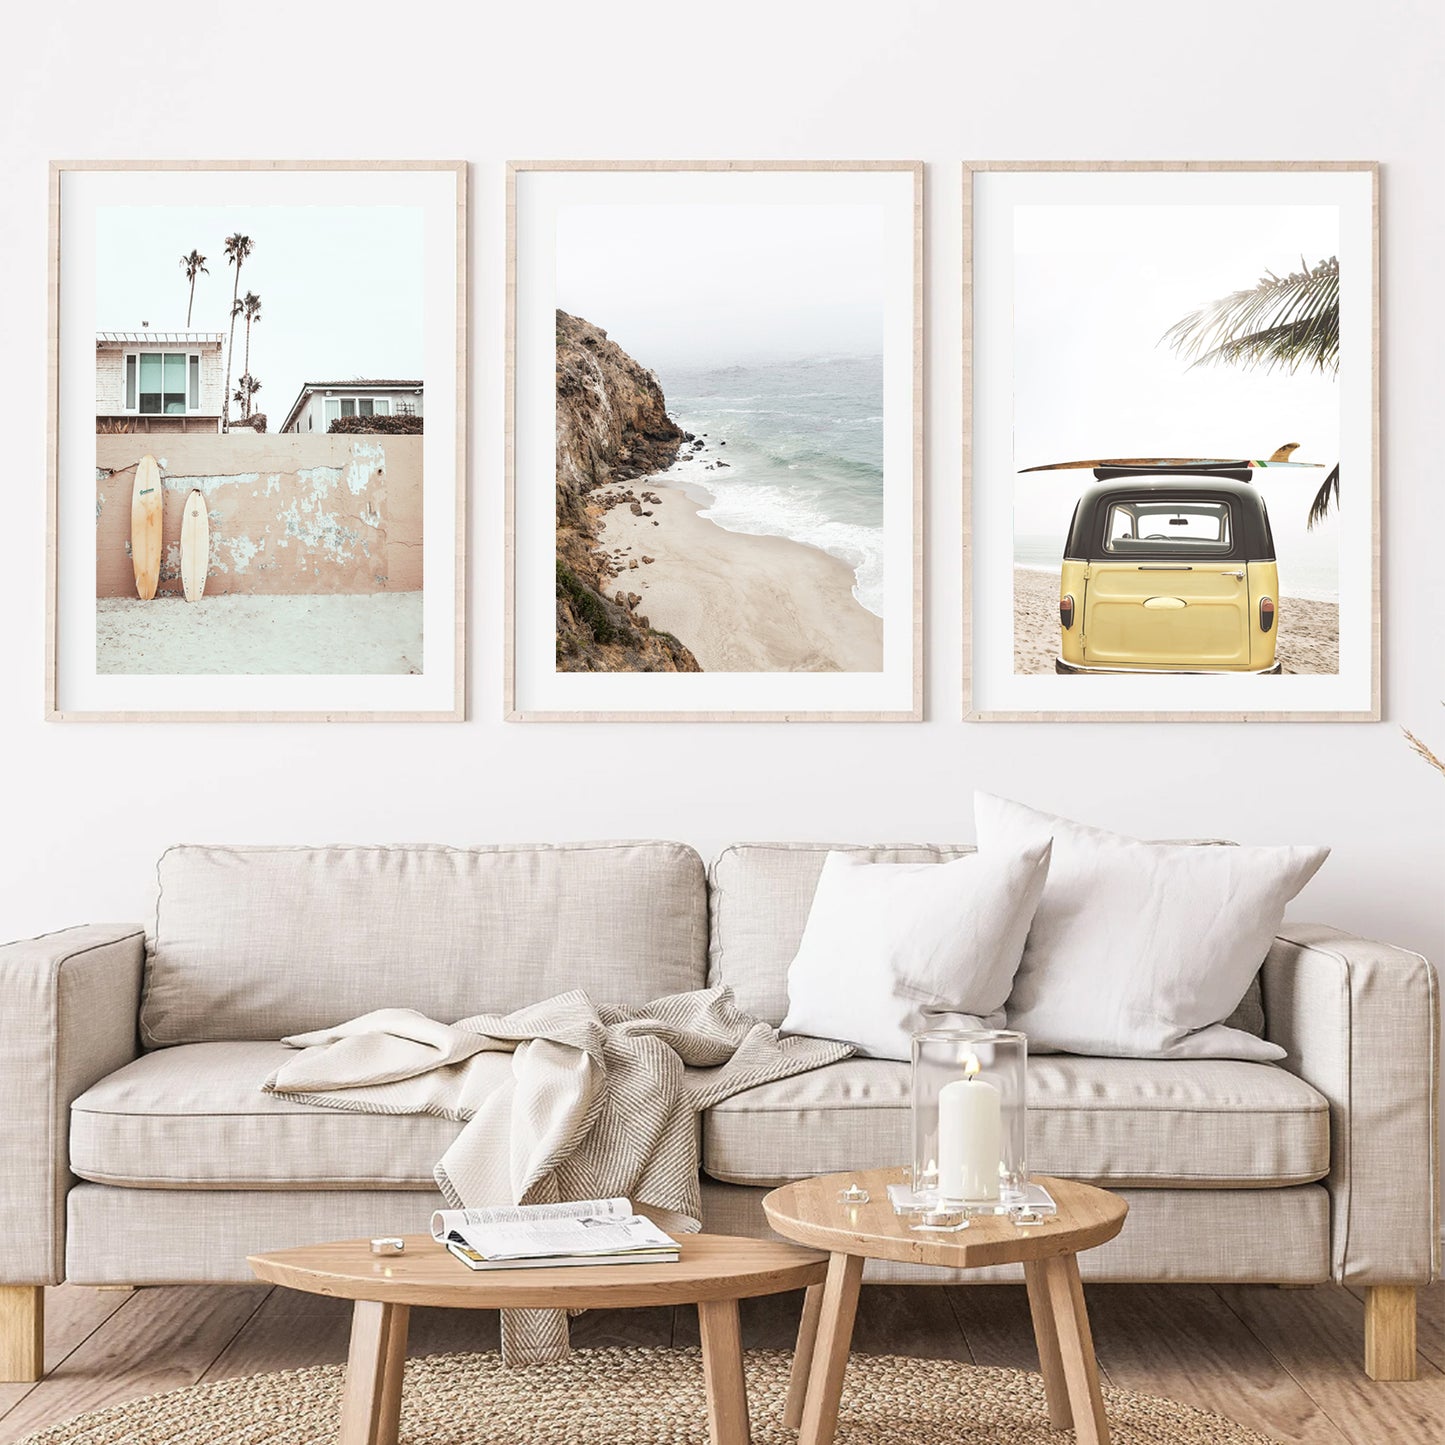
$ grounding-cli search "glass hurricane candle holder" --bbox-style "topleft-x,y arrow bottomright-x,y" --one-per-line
912,1028 -> 1028,1209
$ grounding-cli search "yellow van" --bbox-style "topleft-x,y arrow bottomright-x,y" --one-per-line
1054,468 -> 1281,675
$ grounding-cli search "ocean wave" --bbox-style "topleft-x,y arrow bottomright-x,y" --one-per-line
659,356 -> 887,616
672,395 -> 765,404
694,480 -> 885,617
678,428 -> 883,486
682,429 -> 883,490
765,450 -> 882,483
679,406 -> 797,416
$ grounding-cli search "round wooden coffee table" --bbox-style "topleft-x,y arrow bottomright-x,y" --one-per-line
764,1169 -> 1128,1445
249,1232 -> 826,1445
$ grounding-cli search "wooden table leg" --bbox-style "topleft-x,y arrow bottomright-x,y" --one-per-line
374,1302 -> 410,1445
698,1297 -> 750,1445
797,1252 -> 864,1445
1042,1254 -> 1109,1445
1023,1259 -> 1072,1429
784,1283 -> 824,1429
339,1299 -> 410,1445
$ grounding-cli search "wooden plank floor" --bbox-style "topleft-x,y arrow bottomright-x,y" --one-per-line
1,1281 -> 1442,1443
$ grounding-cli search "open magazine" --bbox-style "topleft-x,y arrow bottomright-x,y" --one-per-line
430,1198 -> 680,1271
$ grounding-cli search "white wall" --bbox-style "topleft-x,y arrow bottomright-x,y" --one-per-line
2,0 -> 1441,978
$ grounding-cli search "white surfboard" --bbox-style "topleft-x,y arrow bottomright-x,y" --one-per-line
179,489 -> 209,603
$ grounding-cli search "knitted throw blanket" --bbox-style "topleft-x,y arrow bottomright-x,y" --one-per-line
263,987 -> 851,1364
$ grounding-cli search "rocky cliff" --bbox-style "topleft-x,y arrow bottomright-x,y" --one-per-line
554,310 -> 701,671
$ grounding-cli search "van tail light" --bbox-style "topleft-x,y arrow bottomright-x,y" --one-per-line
1260,597 -> 1275,632
1060,594 -> 1075,629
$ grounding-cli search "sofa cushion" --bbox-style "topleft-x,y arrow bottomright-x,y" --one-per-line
976,794 -> 1324,1061
698,1179 -> 1333,1285
780,844 -> 1052,1058
701,1054 -> 1330,1189
708,840 -> 1267,1035
71,1042 -> 471,1188
143,842 -> 707,1045
709,843 -> 978,1025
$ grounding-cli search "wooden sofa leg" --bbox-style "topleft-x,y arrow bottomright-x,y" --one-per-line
1364,1285 -> 1417,1381
0,1286 -> 44,1382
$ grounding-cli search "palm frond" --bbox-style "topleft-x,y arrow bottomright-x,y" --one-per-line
224,233 -> 254,267
1308,463 -> 1340,530
1163,257 -> 1340,376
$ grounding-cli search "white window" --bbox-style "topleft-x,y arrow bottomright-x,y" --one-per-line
125,352 -> 201,415
323,396 -> 394,427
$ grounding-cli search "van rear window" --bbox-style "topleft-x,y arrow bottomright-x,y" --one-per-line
1103,500 -> 1232,555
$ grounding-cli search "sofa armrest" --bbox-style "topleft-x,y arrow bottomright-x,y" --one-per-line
1263,923 -> 1439,1286
0,925 -> 145,1284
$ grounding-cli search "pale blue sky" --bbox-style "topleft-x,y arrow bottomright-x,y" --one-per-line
556,202 -> 885,368
1013,203 -> 1342,583
95,204 -> 424,423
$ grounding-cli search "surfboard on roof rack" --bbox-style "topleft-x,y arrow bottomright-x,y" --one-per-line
1020,442 -> 1327,475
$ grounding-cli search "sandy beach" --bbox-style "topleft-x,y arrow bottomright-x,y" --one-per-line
1012,567 -> 1339,675
97,593 -> 423,675
593,485 -> 883,672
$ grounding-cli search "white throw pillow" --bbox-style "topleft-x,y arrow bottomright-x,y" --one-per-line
976,793 -> 1328,1061
780,842 -> 1053,1060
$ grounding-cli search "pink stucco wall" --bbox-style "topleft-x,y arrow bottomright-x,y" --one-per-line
95,433 -> 422,598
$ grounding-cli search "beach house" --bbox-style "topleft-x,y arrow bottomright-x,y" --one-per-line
278,378 -> 424,433
95,331 -> 225,433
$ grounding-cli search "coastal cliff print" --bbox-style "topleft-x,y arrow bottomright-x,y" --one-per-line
509,163 -> 920,720
553,206 -> 885,674
966,164 -> 1378,720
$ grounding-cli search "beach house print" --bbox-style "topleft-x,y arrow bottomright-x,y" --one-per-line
76,187 -> 448,697
279,379 -> 424,433
95,330 -> 225,434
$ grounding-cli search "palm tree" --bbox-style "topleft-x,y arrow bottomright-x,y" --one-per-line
179,250 -> 208,328
1163,257 -> 1341,527
233,374 -> 261,420
221,233 -> 254,432
236,292 -> 262,417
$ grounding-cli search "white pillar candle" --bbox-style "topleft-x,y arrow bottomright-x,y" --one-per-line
937,1071 -> 1002,1202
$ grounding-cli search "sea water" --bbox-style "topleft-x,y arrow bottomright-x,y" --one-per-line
657,356 -> 886,618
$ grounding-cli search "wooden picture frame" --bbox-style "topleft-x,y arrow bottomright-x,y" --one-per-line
506,160 -> 923,722
47,159 -> 468,722
963,160 -> 1380,722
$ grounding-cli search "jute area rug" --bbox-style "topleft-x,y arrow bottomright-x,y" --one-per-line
15,1347 -> 1275,1444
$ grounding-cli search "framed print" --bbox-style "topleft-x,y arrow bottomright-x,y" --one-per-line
965,161 -> 1379,722
507,160 -> 922,721
47,159 -> 466,721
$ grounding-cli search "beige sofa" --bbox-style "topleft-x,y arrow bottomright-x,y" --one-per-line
0,841 -> 1436,1383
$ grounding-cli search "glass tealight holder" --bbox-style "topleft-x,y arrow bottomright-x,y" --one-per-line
912,1028 -> 1028,1211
